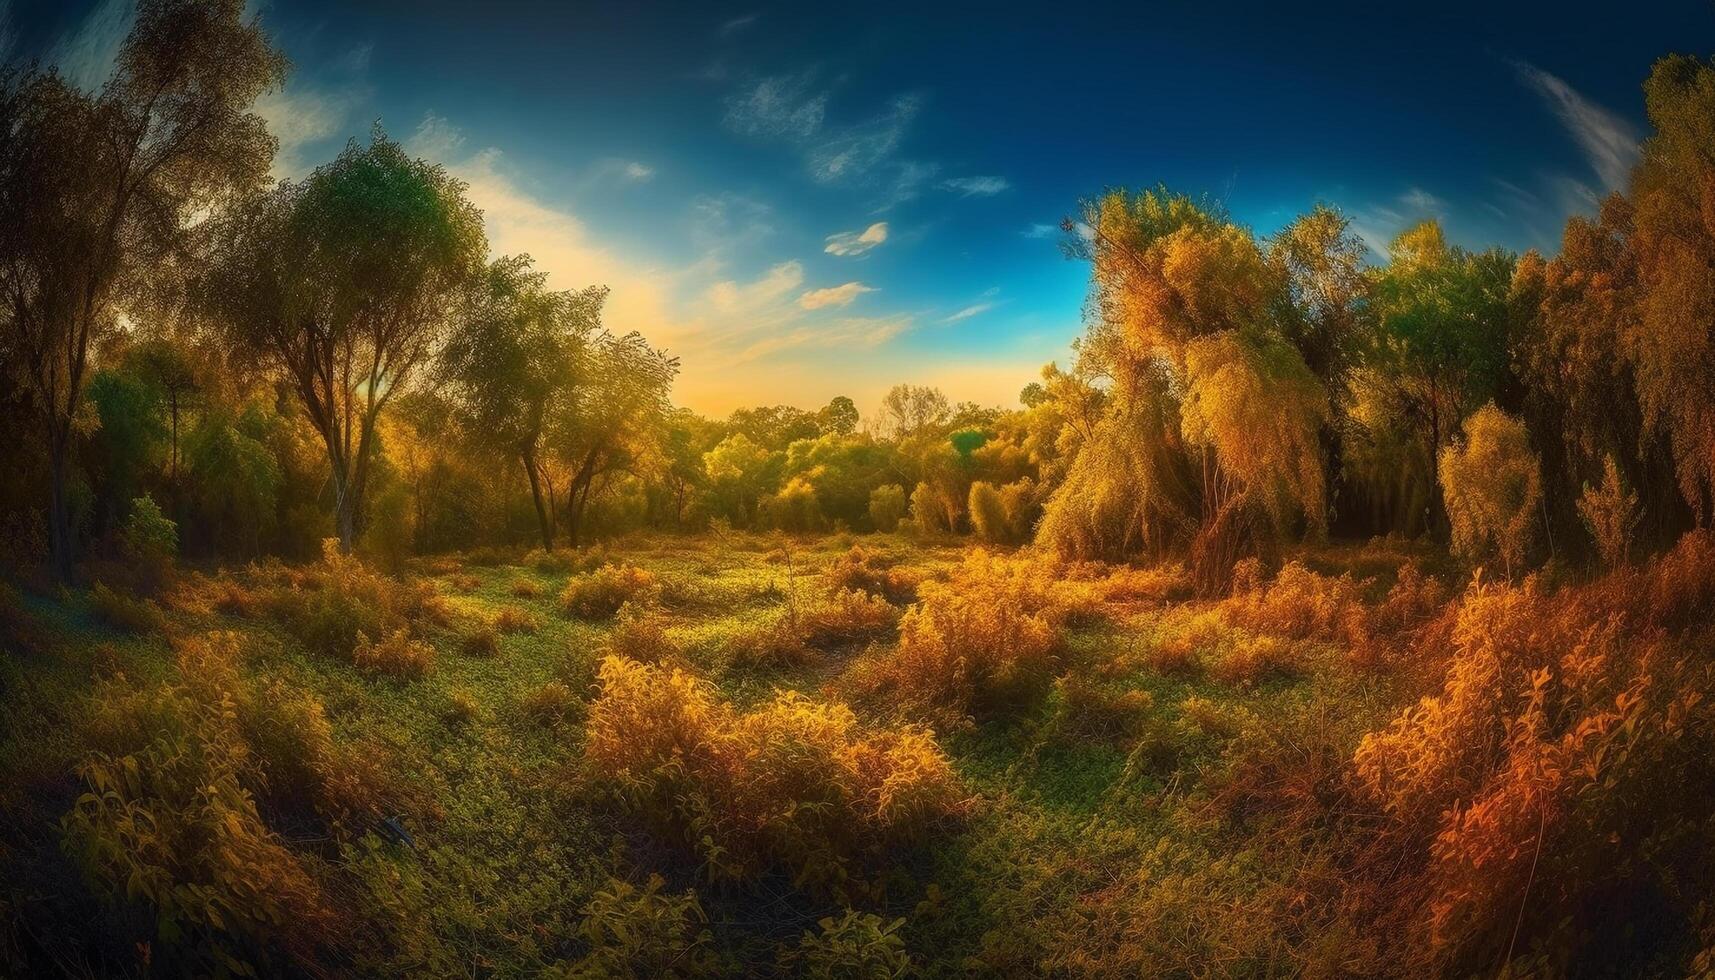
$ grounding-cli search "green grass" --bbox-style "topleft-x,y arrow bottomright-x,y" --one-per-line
0,531 -> 1415,974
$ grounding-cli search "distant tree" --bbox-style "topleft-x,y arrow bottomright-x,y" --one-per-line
875,384 -> 950,440
868,484 -> 907,533
817,395 -> 860,436
209,131 -> 487,553
0,0 -> 285,578
702,432 -> 775,526
442,254 -> 604,550
1578,455 -> 1640,569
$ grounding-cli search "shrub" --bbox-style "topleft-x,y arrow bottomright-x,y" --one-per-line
868,484 -> 907,533
761,477 -> 825,533
211,578 -> 262,618
509,577 -> 542,598
89,582 -> 166,634
1220,561 -> 1365,645
585,656 -> 963,888
444,688 -> 481,726
909,481 -> 956,533
1043,675 -> 1153,743
783,910 -> 912,979
493,604 -> 541,634
968,479 -> 1037,544
351,629 -> 435,679
1577,455 -> 1640,568
603,602 -> 680,664
522,679 -> 578,723
1349,558 -> 1715,975
560,565 -> 657,620
450,573 -> 481,593
890,551 -> 1068,718
461,626 -> 500,658
797,587 -> 897,649
278,540 -> 446,662
1210,635 -> 1304,686
825,545 -> 917,603
63,635 -> 335,974
1438,404 -> 1542,578
547,875 -> 722,979
121,495 -> 177,590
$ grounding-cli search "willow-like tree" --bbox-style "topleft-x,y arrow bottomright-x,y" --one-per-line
442,255 -> 604,550
210,132 -> 486,552
0,0 -> 284,579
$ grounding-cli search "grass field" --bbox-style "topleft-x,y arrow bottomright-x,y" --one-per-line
0,532 -> 1495,974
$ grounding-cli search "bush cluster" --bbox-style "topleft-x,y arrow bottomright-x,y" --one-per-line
585,655 -> 963,889
560,564 -> 658,620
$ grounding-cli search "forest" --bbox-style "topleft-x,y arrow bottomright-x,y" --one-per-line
4,1 -> 1715,976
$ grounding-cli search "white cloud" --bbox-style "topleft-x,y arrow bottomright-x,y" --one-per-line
941,175 -> 1010,197
1513,60 -> 1641,191
1023,223 -> 1058,239
724,73 -> 826,139
405,112 -> 926,412
941,302 -> 995,323
824,221 -> 889,256
1400,187 -> 1445,213
718,13 -> 759,36
800,281 -> 875,310
808,94 -> 921,183
49,0 -> 132,93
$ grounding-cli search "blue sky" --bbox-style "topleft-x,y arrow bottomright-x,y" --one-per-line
8,0 -> 1712,415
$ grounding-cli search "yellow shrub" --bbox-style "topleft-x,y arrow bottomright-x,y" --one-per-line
1210,635 -> 1304,686
890,551 -> 1067,718
63,633 -> 336,973
603,602 -> 681,664
89,582 -> 166,635
585,656 -> 962,888
493,604 -> 541,634
351,629 -> 435,679
461,626 -> 500,658
825,545 -> 918,603
522,679 -> 579,724
509,577 -> 542,598
1220,561 -> 1365,644
560,564 -> 658,620
547,875 -> 723,978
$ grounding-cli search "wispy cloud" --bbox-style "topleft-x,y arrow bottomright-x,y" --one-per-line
800,281 -> 875,309
1513,60 -> 1641,191
724,73 -> 827,139
825,221 -> 889,256
941,175 -> 1010,197
718,13 -> 759,37
1022,223 -> 1058,239
1345,187 -> 1445,257
809,94 -> 921,182
941,302 -> 995,323
48,0 -> 132,92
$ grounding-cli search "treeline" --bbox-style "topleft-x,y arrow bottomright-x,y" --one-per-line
4,0 -> 1714,593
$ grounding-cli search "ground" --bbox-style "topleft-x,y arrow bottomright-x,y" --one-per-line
0,531 -> 1451,976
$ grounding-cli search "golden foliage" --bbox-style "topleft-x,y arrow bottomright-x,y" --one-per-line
585,656 -> 962,889
560,564 -> 658,620
1438,405 -> 1543,578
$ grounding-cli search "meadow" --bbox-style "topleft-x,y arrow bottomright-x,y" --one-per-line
5,526 -> 1713,976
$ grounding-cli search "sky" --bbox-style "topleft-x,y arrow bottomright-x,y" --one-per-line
6,0 -> 1712,417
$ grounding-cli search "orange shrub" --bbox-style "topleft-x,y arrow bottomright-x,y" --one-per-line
493,604 -> 541,634
824,545 -> 918,603
522,679 -> 579,723
585,656 -> 963,889
560,565 -> 658,620
890,551 -> 1068,718
351,629 -> 435,679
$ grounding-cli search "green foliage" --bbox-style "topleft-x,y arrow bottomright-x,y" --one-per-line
867,484 -> 907,533
121,495 -> 177,587
548,875 -> 722,979
784,910 -> 912,979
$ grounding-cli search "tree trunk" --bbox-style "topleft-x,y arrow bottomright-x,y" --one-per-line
521,447 -> 553,552
332,467 -> 357,554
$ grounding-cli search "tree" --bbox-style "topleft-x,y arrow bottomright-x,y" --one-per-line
874,384 -> 950,440
0,0 -> 285,578
128,337 -> 203,502
1628,54 -> 1715,523
442,254 -> 604,550
1363,221 -> 1514,534
817,395 -> 860,436
209,131 -> 486,552
548,331 -> 677,546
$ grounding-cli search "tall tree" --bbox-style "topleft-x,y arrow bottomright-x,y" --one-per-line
0,0 -> 284,578
442,254 -> 603,550
548,330 -> 677,546
1361,220 -> 1514,534
210,132 -> 486,552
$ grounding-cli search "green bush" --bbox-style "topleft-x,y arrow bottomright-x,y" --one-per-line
868,484 -> 907,533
